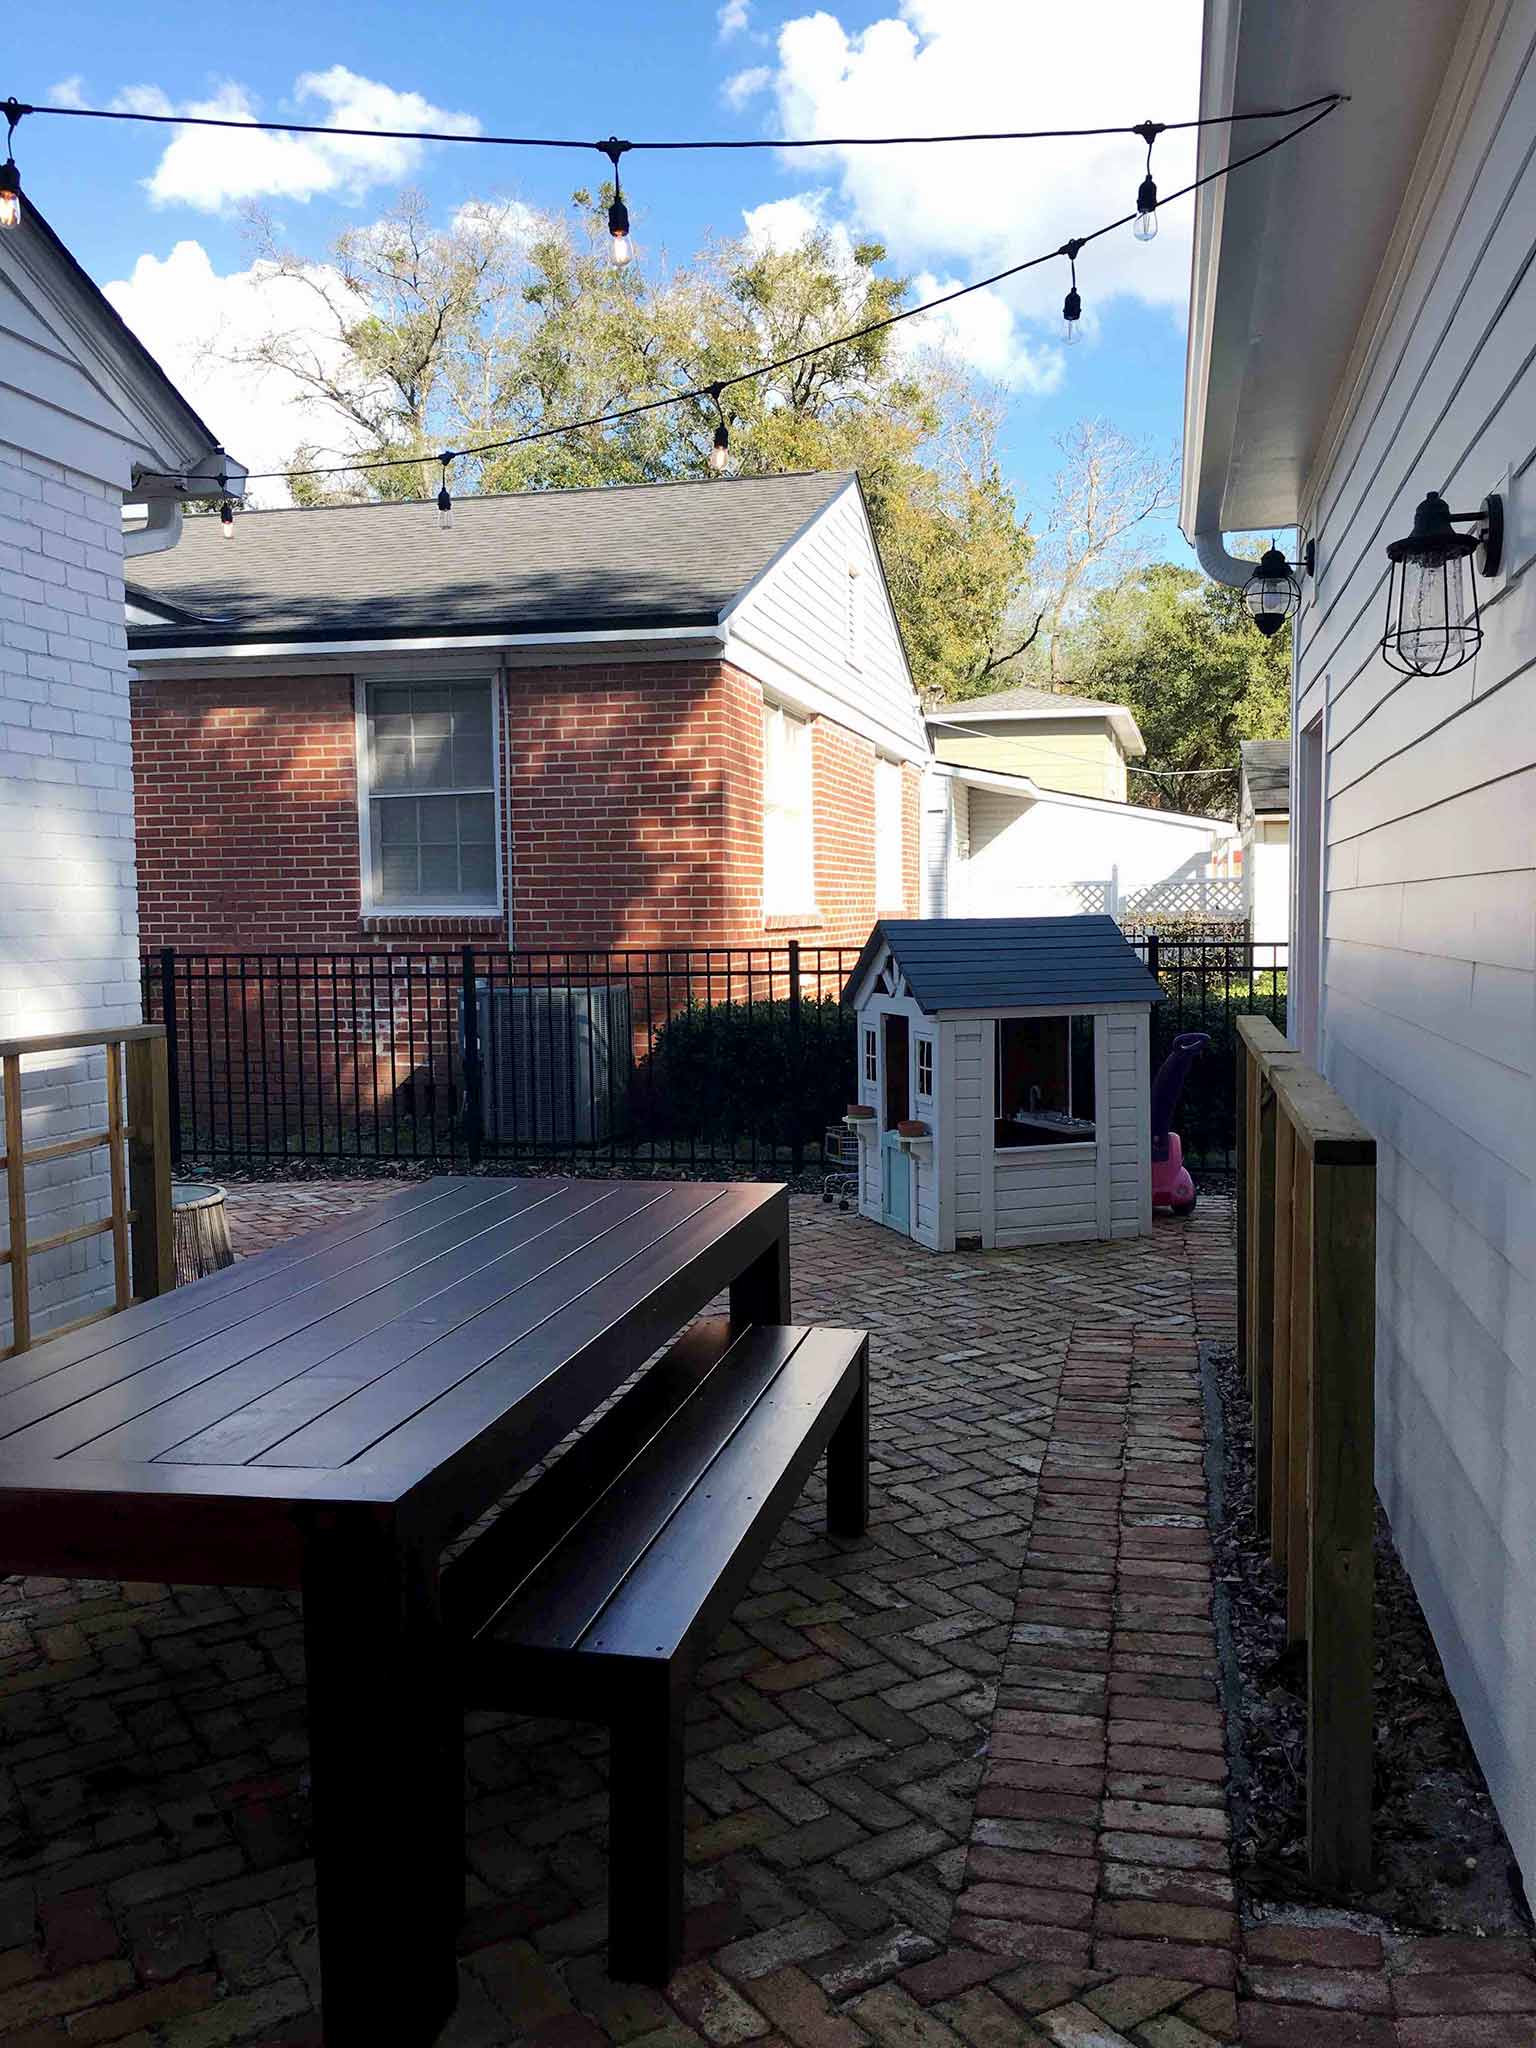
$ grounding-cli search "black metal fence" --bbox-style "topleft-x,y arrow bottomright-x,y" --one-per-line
143,937 -> 1286,1176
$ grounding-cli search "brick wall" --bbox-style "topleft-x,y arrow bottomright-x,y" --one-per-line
1,442 -> 141,1338
131,656 -> 923,955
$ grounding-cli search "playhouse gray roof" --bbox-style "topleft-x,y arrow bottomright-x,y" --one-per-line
126,471 -> 853,649
1240,739 -> 1290,814
844,916 -> 1165,1014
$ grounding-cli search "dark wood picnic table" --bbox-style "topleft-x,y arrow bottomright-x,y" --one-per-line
0,1175 -> 791,2045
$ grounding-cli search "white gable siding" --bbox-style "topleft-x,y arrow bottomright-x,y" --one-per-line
1293,3 -> 1536,1889
723,482 -> 926,764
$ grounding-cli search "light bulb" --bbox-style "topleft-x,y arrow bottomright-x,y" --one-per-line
437,485 -> 454,531
0,161 -> 20,231
1062,286 -> 1081,345
708,423 -> 730,474
1135,174 -> 1158,242
219,500 -> 235,539
608,198 -> 633,268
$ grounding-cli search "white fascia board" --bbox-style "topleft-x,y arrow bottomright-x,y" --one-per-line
725,634 -> 930,767
928,701 -> 1147,757
946,760 -> 1232,834
130,623 -> 726,672
1180,0 -> 1243,543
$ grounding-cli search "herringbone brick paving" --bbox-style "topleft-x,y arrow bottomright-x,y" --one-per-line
2,1183 -> 1531,2046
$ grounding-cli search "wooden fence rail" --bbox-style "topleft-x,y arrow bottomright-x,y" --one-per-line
0,1023 -> 174,1360
1237,1015 -> 1376,1889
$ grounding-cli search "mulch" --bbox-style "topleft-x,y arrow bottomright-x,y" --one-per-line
1208,1338 -> 1532,1937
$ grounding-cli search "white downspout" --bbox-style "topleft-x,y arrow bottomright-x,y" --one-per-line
1194,532 -> 1257,588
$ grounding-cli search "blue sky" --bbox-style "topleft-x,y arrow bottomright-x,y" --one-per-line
19,0 -> 1202,558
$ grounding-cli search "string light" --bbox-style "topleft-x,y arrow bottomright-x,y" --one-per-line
123,94 -> 1344,505
1133,119 -> 1162,242
437,453 -> 455,530
0,98 -> 24,229
706,386 -> 730,474
218,492 -> 235,539
1060,238 -> 1084,346
600,137 -> 633,268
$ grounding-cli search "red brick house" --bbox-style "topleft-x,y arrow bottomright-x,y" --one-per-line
125,471 -> 927,954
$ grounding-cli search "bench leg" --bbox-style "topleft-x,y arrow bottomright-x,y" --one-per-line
607,1672 -> 685,1984
826,1337 -> 869,1539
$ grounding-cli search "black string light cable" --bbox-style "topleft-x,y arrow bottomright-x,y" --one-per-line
68,90 -> 1341,520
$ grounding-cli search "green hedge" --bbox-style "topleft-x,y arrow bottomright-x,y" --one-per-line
636,996 -> 856,1151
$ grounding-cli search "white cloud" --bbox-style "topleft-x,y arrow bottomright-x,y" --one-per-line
122,66 -> 480,211
897,269 -> 1064,395
45,76 -> 88,109
723,66 -> 773,110
104,240 -> 377,504
451,196 -> 542,246
754,0 -> 1201,347
718,0 -> 752,40
743,191 -> 836,254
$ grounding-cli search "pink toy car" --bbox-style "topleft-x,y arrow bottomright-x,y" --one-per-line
1151,1032 -> 1211,1217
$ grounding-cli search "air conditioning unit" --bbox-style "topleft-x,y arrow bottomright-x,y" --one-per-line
473,981 -> 634,1146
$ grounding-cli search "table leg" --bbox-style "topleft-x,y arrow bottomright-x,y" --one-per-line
729,1200 -> 791,1323
302,1510 -> 461,2047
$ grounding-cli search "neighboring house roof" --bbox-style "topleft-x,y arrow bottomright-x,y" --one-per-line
1240,740 -> 1290,816
1181,0 -> 1464,540
926,685 -> 1146,758
844,915 -> 1165,1014
125,471 -> 853,650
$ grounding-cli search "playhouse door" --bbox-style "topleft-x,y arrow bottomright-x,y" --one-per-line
881,1012 -> 912,1234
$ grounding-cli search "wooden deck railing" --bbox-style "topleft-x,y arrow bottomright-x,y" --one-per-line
0,1023 -> 174,1360
1237,1015 -> 1376,1888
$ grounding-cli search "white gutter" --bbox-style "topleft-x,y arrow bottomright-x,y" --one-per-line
132,623 -> 727,664
937,758 -> 1235,834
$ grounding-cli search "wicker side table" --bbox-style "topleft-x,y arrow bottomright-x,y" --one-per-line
171,1183 -> 234,1285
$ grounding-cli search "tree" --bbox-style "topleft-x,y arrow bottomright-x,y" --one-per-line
939,418 -> 1178,700
229,192 -> 1032,699
1064,562 -> 1290,817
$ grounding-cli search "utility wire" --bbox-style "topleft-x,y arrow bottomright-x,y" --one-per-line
0,91 -> 1345,155
126,92 -> 1344,492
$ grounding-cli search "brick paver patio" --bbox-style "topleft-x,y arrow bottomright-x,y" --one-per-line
2,1182 -> 1532,2046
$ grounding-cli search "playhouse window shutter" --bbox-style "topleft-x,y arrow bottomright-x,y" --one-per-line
762,704 -> 814,914
366,681 -> 497,909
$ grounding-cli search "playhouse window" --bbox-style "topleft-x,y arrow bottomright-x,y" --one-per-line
863,1027 -> 878,1085
916,1038 -> 933,1099
995,1015 -> 1096,1147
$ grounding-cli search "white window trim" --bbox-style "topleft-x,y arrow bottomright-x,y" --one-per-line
355,672 -> 504,918
915,1036 -> 934,1101
762,699 -> 817,918
875,754 -> 904,912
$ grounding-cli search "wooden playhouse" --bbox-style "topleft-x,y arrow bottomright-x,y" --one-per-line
842,916 -> 1163,1251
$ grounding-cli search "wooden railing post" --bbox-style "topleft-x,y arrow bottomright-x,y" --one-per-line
126,1030 -> 174,1300
2,1053 -> 29,1353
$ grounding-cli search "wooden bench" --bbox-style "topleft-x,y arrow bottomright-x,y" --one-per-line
442,1317 -> 870,1983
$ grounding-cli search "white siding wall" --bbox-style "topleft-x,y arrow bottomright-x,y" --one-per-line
725,484 -> 927,764
965,788 -> 1231,918
1,440 -> 141,1340
1107,1011 -> 1153,1238
1293,3 -> 1536,1889
1244,820 -> 1291,945
952,1018 -> 986,1242
993,1147 -> 1098,1247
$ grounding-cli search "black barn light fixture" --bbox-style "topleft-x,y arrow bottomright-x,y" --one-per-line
1242,538 -> 1314,637
1381,489 -> 1502,677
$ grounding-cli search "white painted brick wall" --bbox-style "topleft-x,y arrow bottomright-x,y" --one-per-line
1,440 -> 142,1341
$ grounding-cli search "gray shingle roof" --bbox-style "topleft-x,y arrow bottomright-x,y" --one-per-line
126,471 -> 853,649
931,683 -> 1113,716
1240,739 -> 1290,814
844,916 -> 1164,1013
